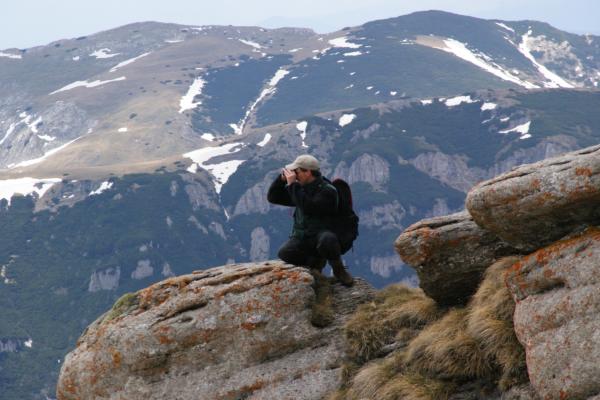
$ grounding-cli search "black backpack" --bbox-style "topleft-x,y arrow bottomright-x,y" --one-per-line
329,178 -> 359,254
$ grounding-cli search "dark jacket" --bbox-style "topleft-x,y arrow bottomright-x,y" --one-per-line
267,175 -> 338,239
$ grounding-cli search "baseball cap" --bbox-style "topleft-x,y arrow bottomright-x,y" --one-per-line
285,154 -> 320,170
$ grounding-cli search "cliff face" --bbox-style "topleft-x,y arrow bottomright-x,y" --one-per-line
58,144 -> 600,400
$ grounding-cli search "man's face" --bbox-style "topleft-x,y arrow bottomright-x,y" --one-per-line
295,168 -> 311,185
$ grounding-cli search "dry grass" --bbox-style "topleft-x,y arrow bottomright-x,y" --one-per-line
466,256 -> 528,390
404,308 -> 492,380
309,270 -> 335,328
332,256 -> 529,399
345,285 -> 441,363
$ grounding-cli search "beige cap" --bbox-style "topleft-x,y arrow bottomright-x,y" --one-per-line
285,154 -> 320,170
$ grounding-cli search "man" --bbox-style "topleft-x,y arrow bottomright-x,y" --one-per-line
267,154 -> 354,286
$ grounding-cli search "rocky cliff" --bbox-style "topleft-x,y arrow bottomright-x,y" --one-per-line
57,144 -> 600,399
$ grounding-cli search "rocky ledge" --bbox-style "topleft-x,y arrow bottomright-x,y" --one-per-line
394,144 -> 600,400
57,261 -> 374,400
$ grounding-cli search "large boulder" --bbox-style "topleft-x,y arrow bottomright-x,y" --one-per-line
466,144 -> 600,251
57,261 -> 374,400
505,228 -> 600,400
394,211 -> 518,305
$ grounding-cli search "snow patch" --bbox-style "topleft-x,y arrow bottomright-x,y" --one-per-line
495,22 -> 515,33
481,102 -> 497,111
89,181 -> 114,196
0,177 -> 61,206
499,121 -> 532,139
289,48 -> 302,53
269,68 -> 289,86
24,339 -> 32,348
445,95 -> 476,107
296,121 -> 308,148
238,39 -> 262,49
390,91 -> 397,96
89,48 -> 120,59
109,52 -> 150,72
37,134 -> 55,142
421,99 -> 433,105
230,69 -> 288,135
201,133 -> 216,141
344,51 -> 362,56
165,39 -> 184,43
50,77 -> 126,95
183,142 -> 245,193
440,38 -> 538,89
179,77 -> 206,113
72,56 -> 80,61
257,133 -> 271,147
329,37 -> 362,49
0,51 -> 22,59
339,114 -> 356,127
118,127 -> 128,132
517,30 -> 575,88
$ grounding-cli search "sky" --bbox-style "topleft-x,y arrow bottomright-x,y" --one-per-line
1,0 -> 599,50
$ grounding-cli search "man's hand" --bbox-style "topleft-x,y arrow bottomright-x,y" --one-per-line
282,168 -> 297,185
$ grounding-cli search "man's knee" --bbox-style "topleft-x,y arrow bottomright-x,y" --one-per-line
316,231 -> 341,260
278,240 -> 305,265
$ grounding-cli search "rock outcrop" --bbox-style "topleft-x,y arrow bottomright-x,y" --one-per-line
466,144 -> 600,251
395,211 -> 519,305
57,261 -> 374,400
506,228 -> 600,400
390,143 -> 600,399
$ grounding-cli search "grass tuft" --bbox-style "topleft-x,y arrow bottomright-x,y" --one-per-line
333,256 -> 529,399
345,285 -> 441,364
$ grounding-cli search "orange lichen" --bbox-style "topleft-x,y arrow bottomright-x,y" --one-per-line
111,349 -> 122,368
575,167 -> 593,177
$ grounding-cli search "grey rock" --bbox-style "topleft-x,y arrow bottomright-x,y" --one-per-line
427,197 -> 453,217
57,261 -> 374,400
395,211 -> 518,305
410,137 -> 578,194
233,175 -> 274,216
180,173 -> 221,212
249,227 -> 270,262
466,144 -> 600,251
208,221 -> 226,239
88,266 -> 120,292
161,263 -> 175,278
131,260 -> 153,280
410,152 -> 485,193
348,153 -> 390,188
369,254 -> 405,278
505,229 -> 600,400
0,101 -> 93,168
187,215 -> 208,234
0,339 -> 20,353
358,201 -> 405,230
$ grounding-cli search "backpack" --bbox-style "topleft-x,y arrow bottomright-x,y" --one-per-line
329,178 -> 360,254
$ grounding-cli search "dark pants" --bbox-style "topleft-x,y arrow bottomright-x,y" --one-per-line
278,230 -> 341,266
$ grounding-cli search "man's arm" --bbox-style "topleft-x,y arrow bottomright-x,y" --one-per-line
267,175 -> 294,206
286,183 -> 337,216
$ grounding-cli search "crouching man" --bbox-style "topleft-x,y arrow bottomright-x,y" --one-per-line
267,154 -> 354,286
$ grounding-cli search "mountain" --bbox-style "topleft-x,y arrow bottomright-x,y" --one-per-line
1,10 -> 600,399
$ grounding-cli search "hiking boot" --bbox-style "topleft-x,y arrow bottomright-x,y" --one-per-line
330,258 -> 354,287
307,256 -> 327,273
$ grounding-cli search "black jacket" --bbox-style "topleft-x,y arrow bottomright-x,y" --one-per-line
267,175 -> 338,239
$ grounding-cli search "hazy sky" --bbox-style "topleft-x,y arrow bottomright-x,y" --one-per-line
1,0 -> 599,50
